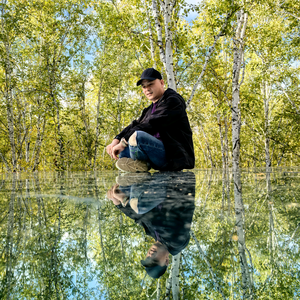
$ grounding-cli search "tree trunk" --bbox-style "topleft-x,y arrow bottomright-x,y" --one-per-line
152,0 -> 167,72
5,175 -> 16,299
46,56 -> 65,170
232,9 -> 247,173
232,9 -> 253,299
144,0 -> 157,69
211,94 -> 226,169
171,253 -> 180,300
262,80 -> 271,170
156,279 -> 160,300
165,270 -> 172,300
199,123 -> 214,168
94,76 -> 104,171
162,0 -> 176,90
1,4 -> 17,171
32,114 -> 46,171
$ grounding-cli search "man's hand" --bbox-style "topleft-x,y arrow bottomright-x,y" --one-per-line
107,184 -> 127,206
106,139 -> 120,158
112,143 -> 125,160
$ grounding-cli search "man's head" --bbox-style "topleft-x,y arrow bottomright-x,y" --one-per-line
137,68 -> 165,102
141,241 -> 169,278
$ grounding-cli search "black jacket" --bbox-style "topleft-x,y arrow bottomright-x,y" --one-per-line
115,88 -> 195,171
118,172 -> 196,255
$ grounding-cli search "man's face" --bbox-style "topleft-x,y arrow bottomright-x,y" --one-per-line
141,79 -> 165,102
146,242 -> 169,266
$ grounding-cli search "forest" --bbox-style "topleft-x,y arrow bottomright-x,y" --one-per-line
0,0 -> 299,172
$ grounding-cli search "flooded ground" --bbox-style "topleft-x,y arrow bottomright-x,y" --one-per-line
0,168 -> 299,299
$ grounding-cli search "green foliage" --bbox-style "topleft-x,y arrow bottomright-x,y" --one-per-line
0,0 -> 299,171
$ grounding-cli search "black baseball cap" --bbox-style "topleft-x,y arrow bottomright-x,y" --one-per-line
141,257 -> 168,278
137,68 -> 162,86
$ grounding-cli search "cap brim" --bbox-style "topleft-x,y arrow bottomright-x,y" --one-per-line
136,77 -> 157,86
141,260 -> 168,278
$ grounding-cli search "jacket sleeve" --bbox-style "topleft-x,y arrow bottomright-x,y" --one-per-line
122,95 -> 185,140
117,205 -> 144,223
114,107 -> 148,141
114,120 -> 138,140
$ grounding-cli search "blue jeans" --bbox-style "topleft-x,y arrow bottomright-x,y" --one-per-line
119,173 -> 167,214
119,131 -> 167,170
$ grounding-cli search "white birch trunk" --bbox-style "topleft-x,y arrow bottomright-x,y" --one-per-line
152,0 -> 177,90
165,270 -> 172,300
232,10 -> 253,299
171,253 -> 180,300
144,0 -> 157,69
199,123 -> 214,168
234,176 -> 253,299
94,76 -> 104,170
232,9 -> 247,172
152,0 -> 167,70
224,116 -> 230,169
197,134 -> 209,165
21,98 -> 31,165
1,3 -> 17,171
32,112 -> 46,171
156,279 -> 161,300
5,175 -> 16,299
162,0 -> 176,90
262,80 -> 271,170
211,94 -> 226,169
46,57 -> 64,170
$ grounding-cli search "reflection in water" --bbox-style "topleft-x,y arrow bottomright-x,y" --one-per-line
0,169 -> 299,299
107,172 -> 195,279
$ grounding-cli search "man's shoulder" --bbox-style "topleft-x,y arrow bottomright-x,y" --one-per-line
163,88 -> 186,107
163,88 -> 181,98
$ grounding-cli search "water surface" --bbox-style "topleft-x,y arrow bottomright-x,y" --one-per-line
0,168 -> 299,299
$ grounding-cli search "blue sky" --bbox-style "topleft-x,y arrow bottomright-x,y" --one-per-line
185,0 -> 202,22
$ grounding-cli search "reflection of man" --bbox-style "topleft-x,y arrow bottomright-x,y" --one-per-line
107,172 -> 195,278
141,242 -> 169,278
106,68 -> 195,173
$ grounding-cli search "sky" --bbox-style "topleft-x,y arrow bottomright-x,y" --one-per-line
184,0 -> 202,22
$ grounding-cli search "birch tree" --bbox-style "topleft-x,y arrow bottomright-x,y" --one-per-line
152,0 -> 176,90
231,8 -> 253,299
0,0 -> 17,171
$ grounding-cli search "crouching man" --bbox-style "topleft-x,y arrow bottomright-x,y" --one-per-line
106,68 -> 195,172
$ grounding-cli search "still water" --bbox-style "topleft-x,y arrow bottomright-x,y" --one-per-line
0,168 -> 299,299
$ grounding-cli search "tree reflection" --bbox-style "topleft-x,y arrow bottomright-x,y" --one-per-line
0,170 -> 299,299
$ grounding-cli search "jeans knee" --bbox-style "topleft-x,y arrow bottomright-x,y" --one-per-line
129,131 -> 138,146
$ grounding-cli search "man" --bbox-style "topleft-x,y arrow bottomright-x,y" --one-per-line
107,172 -> 196,278
106,68 -> 194,172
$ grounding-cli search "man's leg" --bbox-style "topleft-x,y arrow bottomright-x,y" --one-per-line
119,146 -> 130,158
116,134 -> 149,172
128,131 -> 167,169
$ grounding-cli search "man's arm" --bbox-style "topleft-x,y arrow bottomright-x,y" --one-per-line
122,96 -> 185,140
107,184 -> 129,206
107,185 -> 144,221
114,107 -> 149,140
106,107 -> 149,158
